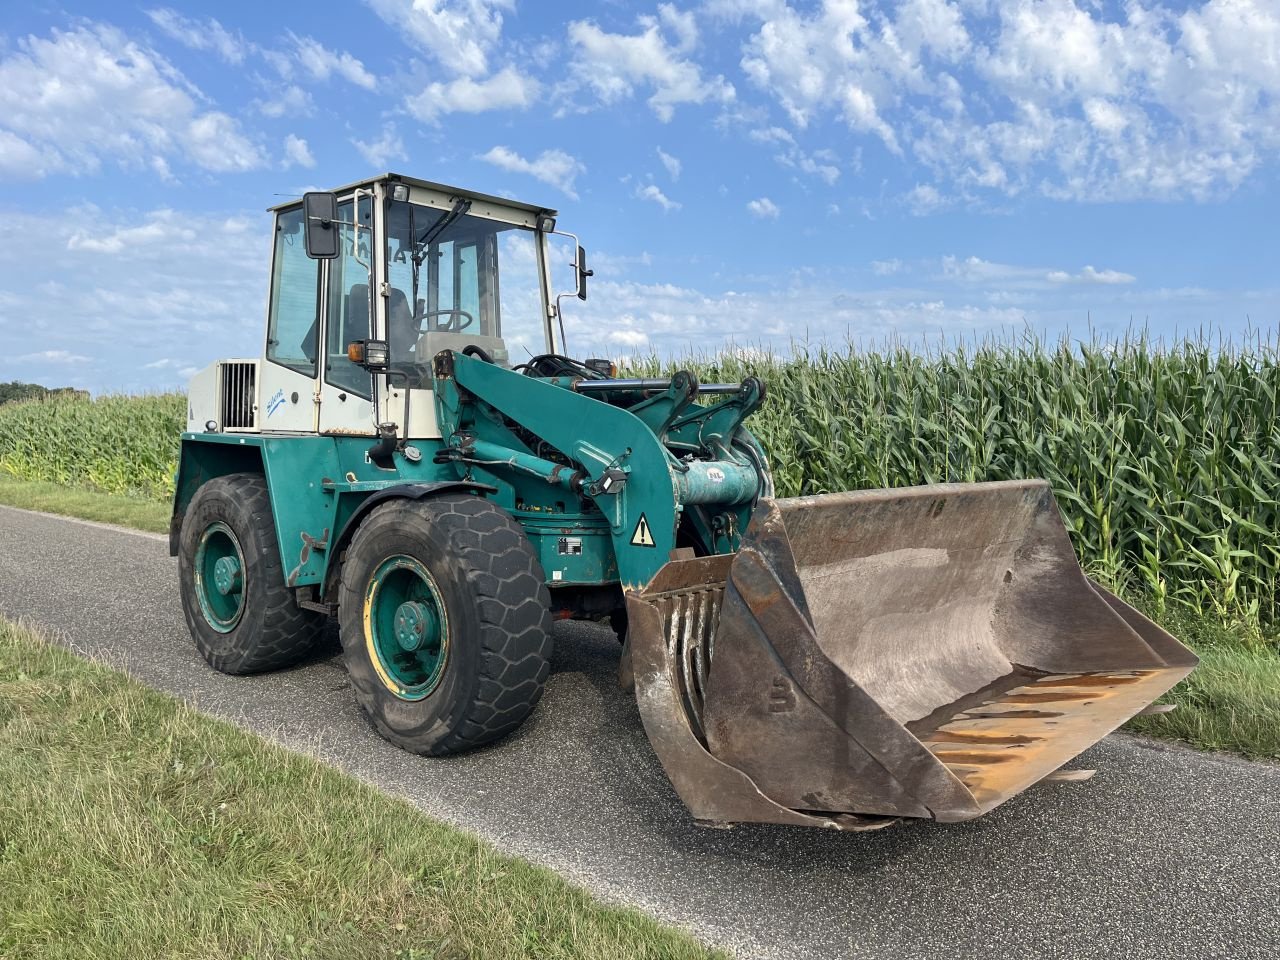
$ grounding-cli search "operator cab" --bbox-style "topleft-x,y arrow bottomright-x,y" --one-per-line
256,173 -> 568,438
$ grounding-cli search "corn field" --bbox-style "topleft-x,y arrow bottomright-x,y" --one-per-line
2,335 -> 1278,626
633,335 -> 1280,627
0,393 -> 184,501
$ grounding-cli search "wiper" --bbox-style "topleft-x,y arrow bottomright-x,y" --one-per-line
412,197 -> 471,265
410,198 -> 471,328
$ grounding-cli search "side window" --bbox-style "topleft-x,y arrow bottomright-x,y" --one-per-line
266,207 -> 321,375
324,197 -> 374,398
456,242 -> 482,332
495,229 -> 545,360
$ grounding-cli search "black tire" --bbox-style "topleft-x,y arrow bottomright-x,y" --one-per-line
338,495 -> 552,755
179,473 -> 326,674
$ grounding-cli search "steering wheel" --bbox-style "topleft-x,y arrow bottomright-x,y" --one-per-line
418,309 -> 475,333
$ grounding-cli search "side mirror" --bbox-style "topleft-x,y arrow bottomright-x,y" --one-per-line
576,245 -> 593,301
303,192 -> 340,260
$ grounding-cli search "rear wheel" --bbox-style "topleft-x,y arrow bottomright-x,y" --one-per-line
338,495 -> 552,755
179,473 -> 326,673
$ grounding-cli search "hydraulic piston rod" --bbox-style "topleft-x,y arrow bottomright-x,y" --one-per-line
574,378 -> 742,395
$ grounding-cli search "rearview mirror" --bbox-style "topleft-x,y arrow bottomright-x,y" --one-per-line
576,245 -> 593,301
303,192 -> 340,259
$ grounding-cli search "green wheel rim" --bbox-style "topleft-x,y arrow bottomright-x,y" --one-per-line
363,555 -> 449,700
194,521 -> 246,633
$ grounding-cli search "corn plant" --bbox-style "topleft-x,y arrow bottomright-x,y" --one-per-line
0,393 -> 185,500
630,332 -> 1280,629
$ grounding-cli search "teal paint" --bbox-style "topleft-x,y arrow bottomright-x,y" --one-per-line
175,351 -> 770,598
435,354 -> 764,588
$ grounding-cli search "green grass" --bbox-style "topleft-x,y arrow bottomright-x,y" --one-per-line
0,476 -> 171,533
0,618 -> 724,960
1123,603 -> 1280,759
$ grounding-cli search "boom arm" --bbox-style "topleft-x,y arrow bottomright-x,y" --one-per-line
430,351 -> 761,588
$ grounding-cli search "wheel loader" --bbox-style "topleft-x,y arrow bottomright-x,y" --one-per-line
173,173 -> 1196,830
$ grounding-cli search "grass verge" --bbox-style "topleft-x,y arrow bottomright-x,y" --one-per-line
0,619 -> 724,960
1124,604 -> 1280,760
0,475 -> 170,534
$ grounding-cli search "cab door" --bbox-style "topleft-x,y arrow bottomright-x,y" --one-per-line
260,204 -> 322,433
317,193 -> 377,436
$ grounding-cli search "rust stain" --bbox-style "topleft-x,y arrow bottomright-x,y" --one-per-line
1033,673 -> 1146,687
927,730 -> 1040,745
932,750 -> 1017,765
1003,691 -> 1097,703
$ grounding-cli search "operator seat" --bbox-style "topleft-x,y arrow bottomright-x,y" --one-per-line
385,287 -> 418,360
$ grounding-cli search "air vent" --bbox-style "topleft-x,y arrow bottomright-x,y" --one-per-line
219,360 -> 258,431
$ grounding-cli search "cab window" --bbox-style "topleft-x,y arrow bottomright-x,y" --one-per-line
265,207 -> 320,375
384,200 -> 547,369
324,197 -> 374,398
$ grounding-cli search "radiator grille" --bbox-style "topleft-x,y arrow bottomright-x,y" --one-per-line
219,361 -> 258,431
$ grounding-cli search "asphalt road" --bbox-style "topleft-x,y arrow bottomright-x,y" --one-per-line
2,504 -> 1278,960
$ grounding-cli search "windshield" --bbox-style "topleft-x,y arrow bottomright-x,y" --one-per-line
384,199 -> 547,382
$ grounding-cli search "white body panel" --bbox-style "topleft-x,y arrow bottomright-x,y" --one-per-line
186,363 -> 219,432
318,377 -> 378,435
383,386 -> 441,439
257,362 -> 318,433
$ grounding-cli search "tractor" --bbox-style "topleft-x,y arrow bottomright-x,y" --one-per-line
173,173 -> 1196,829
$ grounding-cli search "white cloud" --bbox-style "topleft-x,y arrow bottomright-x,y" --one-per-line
145,8 -> 246,64
729,0 -> 1280,202
872,258 -> 904,275
637,183 -> 681,212
562,276 -> 1034,358
776,144 -> 840,184
479,145 -> 585,199
290,34 -> 377,89
367,0 -> 514,77
568,8 -> 735,121
12,350 -> 92,364
283,134 -> 315,169
1047,265 -> 1137,285
185,113 -> 264,173
657,147 -> 682,180
608,326 -> 651,349
407,66 -> 539,121
0,24 -> 265,178
0,204 -> 268,391
746,196 -> 781,218
938,255 -> 1135,290
256,85 -> 313,119
0,129 -> 58,180
737,0 -> 927,149
65,209 -> 204,255
353,123 -> 407,168
905,184 -> 946,215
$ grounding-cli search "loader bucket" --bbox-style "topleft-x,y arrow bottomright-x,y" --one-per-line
626,479 -> 1197,828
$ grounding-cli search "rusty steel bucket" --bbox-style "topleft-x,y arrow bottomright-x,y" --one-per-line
625,480 -> 1198,829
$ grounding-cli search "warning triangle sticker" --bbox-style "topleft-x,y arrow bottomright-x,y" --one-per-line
630,513 -> 656,547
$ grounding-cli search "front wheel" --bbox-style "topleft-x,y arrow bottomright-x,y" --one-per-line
338,495 -> 553,755
178,473 -> 326,674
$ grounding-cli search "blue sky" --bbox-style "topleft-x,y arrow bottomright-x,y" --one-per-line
0,0 -> 1276,393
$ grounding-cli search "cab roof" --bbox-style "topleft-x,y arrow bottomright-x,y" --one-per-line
268,172 -> 559,217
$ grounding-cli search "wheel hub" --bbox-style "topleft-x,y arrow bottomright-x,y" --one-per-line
393,600 -> 437,651
213,555 -> 242,596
